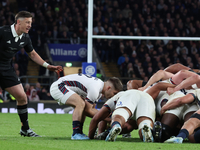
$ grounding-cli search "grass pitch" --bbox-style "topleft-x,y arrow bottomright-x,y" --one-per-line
0,113 -> 199,150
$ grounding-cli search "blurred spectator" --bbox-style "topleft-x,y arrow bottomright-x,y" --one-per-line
24,83 -> 31,97
120,56 -> 130,77
52,25 -> 59,42
146,41 -> 154,51
176,42 -> 189,55
58,31 -> 69,43
122,4 -> 132,18
190,42 -> 198,55
93,22 -> 105,34
35,82 -> 41,94
129,47 -> 137,65
157,0 -> 166,11
29,89 -> 40,102
95,39 -> 104,59
38,88 -> 53,100
127,62 -> 134,77
70,33 -> 80,44
13,63 -> 20,77
32,28 -> 45,53
80,31 -> 87,44
101,39 -> 110,63
45,30 -> 54,43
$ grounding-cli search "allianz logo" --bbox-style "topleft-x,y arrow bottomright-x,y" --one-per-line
50,48 -> 77,56
50,48 -> 87,58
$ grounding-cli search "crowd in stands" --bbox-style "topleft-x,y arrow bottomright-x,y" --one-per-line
91,0 -> 200,81
0,82 -> 53,102
1,0 -> 200,100
24,82 -> 53,101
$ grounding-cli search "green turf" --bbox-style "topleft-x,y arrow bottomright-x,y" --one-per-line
0,113 -> 199,150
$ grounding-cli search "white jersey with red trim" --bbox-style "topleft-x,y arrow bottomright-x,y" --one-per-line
56,73 -> 104,103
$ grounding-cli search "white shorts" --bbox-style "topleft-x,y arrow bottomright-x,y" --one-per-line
182,103 -> 199,120
155,91 -> 169,116
115,90 -> 156,122
164,91 -> 185,119
50,81 -> 77,105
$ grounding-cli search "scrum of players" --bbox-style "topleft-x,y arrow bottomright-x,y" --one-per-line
87,63 -> 200,143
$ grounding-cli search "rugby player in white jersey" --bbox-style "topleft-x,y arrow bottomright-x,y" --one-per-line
88,87 -> 157,142
50,73 -> 123,140
127,79 -> 198,142
153,89 -> 198,142
161,89 -> 200,143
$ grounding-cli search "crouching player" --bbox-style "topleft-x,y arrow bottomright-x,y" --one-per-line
89,89 -> 156,142
160,88 -> 200,143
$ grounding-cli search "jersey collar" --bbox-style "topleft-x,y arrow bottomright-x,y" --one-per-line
11,24 -> 23,39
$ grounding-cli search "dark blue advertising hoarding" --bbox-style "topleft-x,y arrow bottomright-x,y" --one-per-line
48,44 -> 87,61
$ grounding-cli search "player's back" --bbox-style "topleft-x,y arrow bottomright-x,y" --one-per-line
58,73 -> 103,88
58,73 -> 104,102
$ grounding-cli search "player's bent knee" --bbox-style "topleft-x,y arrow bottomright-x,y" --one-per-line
15,93 -> 27,103
112,108 -> 130,122
75,99 -> 85,109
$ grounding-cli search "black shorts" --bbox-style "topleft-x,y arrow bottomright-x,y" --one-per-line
0,68 -> 21,90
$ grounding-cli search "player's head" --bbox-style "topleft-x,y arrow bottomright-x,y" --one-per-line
15,11 -> 33,34
103,77 -> 123,99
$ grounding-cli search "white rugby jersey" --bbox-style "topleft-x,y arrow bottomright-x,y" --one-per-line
104,91 -> 125,112
57,73 -> 104,103
104,89 -> 151,112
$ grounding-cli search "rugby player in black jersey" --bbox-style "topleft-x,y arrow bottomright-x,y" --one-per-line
0,11 -> 62,137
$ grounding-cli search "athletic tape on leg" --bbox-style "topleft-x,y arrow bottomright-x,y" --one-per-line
138,120 -> 153,130
112,108 -> 130,122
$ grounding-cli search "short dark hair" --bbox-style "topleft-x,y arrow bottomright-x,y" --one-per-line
15,11 -> 33,24
107,77 -> 123,92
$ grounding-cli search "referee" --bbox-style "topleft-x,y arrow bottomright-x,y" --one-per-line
0,11 -> 62,137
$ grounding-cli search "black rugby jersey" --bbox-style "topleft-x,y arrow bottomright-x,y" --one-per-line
0,25 -> 33,70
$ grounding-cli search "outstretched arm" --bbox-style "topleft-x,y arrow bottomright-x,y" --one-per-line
139,70 -> 174,91
167,71 -> 200,94
164,63 -> 190,74
127,80 -> 143,90
146,82 -> 175,99
88,106 -> 111,139
28,50 -> 63,72
160,93 -> 195,115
